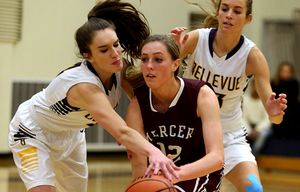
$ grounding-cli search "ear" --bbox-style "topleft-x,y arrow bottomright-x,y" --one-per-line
83,53 -> 92,62
172,59 -> 181,72
246,14 -> 252,24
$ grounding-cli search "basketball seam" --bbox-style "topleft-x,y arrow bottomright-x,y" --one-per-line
125,177 -> 174,192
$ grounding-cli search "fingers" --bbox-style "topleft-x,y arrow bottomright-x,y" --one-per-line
182,34 -> 189,45
170,27 -> 187,35
145,161 -> 180,181
144,164 -> 153,175
170,27 -> 187,41
276,93 -> 288,110
166,161 -> 180,179
160,163 -> 173,181
269,92 -> 276,101
278,93 -> 287,99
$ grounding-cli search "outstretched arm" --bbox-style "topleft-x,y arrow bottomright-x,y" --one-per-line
246,47 -> 287,124
68,83 -> 179,180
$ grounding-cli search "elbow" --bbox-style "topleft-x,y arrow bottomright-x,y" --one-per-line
213,151 -> 224,170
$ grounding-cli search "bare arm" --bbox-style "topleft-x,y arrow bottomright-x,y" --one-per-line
246,47 -> 287,124
175,85 -> 224,183
125,97 -> 148,179
68,83 -> 178,180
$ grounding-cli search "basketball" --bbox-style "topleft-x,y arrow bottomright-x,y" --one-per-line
125,175 -> 178,192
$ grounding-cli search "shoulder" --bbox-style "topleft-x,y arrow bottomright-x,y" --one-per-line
246,46 -> 268,76
248,46 -> 263,63
183,78 -> 206,91
187,28 -> 211,40
243,35 -> 256,47
128,96 -> 140,109
133,84 -> 149,104
182,28 -> 212,57
198,84 -> 216,98
182,78 -> 214,99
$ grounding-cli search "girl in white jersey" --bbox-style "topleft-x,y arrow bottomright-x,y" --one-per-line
8,1 -> 179,192
171,0 -> 287,191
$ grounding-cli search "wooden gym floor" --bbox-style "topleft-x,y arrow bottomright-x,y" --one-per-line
1,153 -> 300,192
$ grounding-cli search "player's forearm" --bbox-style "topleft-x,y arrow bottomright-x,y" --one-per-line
175,152 -> 224,183
117,125 -> 156,157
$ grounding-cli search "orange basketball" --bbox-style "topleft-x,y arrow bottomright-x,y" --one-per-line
125,175 -> 177,192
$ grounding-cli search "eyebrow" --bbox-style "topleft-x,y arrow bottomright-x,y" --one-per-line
221,3 -> 243,9
141,52 -> 164,56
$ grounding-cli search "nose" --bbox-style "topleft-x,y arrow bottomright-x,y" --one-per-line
143,59 -> 154,70
111,47 -> 120,58
226,9 -> 233,19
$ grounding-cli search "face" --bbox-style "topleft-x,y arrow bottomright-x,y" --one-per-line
86,28 -> 123,75
217,0 -> 251,33
280,65 -> 292,80
140,41 -> 179,90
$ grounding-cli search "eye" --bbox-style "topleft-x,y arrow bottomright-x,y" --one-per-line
234,9 -> 242,14
220,5 -> 229,12
222,7 -> 228,12
141,57 -> 149,63
154,58 -> 163,63
113,42 -> 120,48
100,49 -> 108,53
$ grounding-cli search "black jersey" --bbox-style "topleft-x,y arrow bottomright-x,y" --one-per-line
135,77 -> 223,192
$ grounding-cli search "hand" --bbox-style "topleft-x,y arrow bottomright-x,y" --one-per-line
170,27 -> 188,49
266,93 -> 287,124
145,148 -> 180,181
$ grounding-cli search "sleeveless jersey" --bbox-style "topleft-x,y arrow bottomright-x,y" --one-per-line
28,60 -> 121,132
183,28 -> 255,133
135,77 -> 223,192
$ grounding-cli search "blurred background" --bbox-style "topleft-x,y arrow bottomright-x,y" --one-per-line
0,0 -> 300,191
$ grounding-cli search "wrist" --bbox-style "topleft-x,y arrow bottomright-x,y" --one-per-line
269,114 -> 282,124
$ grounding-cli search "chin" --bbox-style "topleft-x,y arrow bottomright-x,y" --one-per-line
113,65 -> 123,72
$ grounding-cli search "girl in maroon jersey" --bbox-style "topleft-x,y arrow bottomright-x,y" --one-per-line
126,34 -> 224,192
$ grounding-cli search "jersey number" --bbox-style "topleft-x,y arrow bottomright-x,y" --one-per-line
157,142 -> 182,163
215,93 -> 225,108
206,83 -> 225,108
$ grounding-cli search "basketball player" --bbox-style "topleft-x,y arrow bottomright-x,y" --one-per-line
126,34 -> 224,192
8,1 -> 178,192
170,0 -> 287,191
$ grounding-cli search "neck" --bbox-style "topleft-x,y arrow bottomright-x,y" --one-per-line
151,78 -> 180,113
213,30 -> 241,57
95,68 -> 115,91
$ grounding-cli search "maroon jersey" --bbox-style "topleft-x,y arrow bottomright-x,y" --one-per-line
135,78 -> 223,192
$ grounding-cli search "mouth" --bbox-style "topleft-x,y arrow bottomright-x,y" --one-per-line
145,73 -> 156,79
223,21 -> 233,27
112,59 -> 121,65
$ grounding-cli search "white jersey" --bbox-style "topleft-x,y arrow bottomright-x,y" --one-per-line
183,28 -> 255,133
27,60 -> 121,132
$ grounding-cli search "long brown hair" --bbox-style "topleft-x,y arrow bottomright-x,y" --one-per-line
88,0 -> 150,60
88,0 -> 151,90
